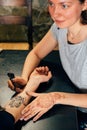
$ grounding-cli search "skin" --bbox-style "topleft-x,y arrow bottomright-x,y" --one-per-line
20,92 -> 87,122
48,0 -> 84,28
5,66 -> 52,122
8,0 -> 87,122
20,0 -> 87,83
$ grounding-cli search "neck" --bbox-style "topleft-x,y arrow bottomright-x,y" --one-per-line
68,28 -> 82,40
68,20 -> 82,35
67,21 -> 84,41
67,24 -> 87,44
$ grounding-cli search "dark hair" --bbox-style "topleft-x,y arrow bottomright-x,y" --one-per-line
79,0 -> 87,24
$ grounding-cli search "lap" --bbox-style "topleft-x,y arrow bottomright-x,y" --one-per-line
0,110 -> 15,130
77,110 -> 87,130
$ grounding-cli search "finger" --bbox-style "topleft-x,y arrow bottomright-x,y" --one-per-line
26,91 -> 40,97
48,71 -> 52,78
36,66 -> 49,74
42,66 -> 49,73
21,100 -> 36,114
33,109 -> 47,122
36,67 -> 42,71
21,102 -> 40,120
42,71 -> 52,82
23,109 -> 40,121
22,106 -> 29,114
20,109 -> 31,120
45,66 -> 49,72
7,80 -> 14,90
43,66 -> 50,76
42,66 -> 49,75
42,66 -> 49,74
15,87 -> 23,93
12,78 -> 26,86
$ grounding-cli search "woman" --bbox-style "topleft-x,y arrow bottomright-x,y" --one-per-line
0,66 -> 52,130
8,0 -> 87,129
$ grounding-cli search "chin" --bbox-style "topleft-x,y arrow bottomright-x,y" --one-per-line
55,22 -> 70,29
55,22 -> 66,28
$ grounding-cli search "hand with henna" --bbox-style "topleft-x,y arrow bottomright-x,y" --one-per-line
20,92 -> 57,122
5,66 -> 52,122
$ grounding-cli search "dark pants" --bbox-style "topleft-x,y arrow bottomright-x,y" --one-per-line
77,110 -> 87,130
0,111 -> 15,130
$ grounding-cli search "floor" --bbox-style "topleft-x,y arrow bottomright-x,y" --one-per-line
0,50 -> 34,130
0,42 -> 30,50
0,50 -> 78,130
0,42 -> 58,50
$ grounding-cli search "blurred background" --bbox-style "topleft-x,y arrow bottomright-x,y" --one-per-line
0,0 -> 53,50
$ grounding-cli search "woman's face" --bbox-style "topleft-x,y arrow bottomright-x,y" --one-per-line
48,0 -> 85,28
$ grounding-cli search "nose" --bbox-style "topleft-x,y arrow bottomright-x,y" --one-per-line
53,5 -> 62,18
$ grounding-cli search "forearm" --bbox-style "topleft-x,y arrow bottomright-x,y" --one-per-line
21,51 -> 41,81
5,93 -> 28,122
5,79 -> 40,122
52,92 -> 87,108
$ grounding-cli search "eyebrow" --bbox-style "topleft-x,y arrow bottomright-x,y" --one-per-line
48,0 -> 72,3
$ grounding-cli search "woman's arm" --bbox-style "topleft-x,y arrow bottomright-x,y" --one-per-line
8,30 -> 57,92
5,66 -> 52,122
21,30 -> 57,81
21,91 -> 87,122
54,92 -> 87,108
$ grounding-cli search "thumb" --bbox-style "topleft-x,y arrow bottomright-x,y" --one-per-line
26,91 -> 40,97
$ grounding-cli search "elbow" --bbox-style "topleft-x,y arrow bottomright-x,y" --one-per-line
30,48 -> 42,61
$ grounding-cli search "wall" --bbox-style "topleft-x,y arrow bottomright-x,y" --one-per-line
32,0 -> 53,42
0,0 -> 52,43
0,0 -> 30,42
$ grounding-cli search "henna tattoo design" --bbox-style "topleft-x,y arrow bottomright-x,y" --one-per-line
9,96 -> 27,108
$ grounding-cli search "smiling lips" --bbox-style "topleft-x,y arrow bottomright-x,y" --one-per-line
55,19 -> 65,23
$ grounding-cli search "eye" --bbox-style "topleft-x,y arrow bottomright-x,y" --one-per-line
48,1 -> 54,7
62,4 -> 69,9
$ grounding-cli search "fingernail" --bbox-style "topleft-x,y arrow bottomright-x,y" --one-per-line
20,118 -> 23,121
24,118 -> 28,121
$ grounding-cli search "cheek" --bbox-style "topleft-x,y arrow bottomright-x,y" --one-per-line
63,9 -> 82,28
48,7 -> 53,17
64,11 -> 74,19
65,7 -> 82,20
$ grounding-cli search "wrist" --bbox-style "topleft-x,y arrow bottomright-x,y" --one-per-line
21,74 -> 29,83
50,92 -> 65,105
29,77 -> 41,86
23,78 -> 40,93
